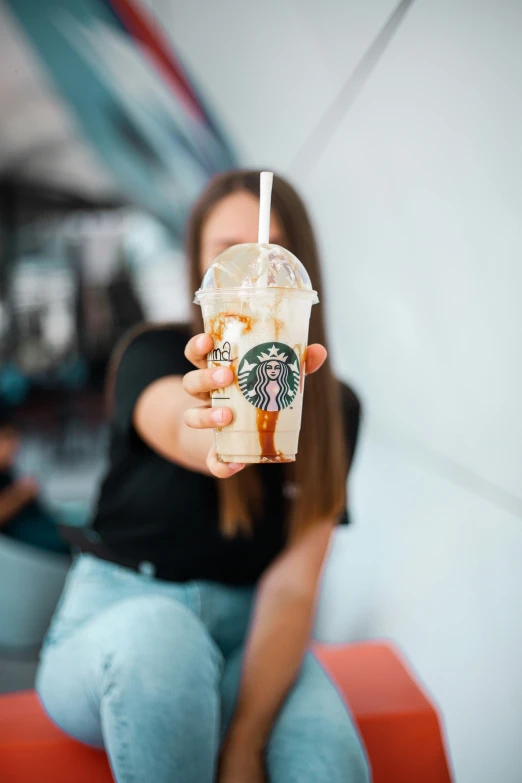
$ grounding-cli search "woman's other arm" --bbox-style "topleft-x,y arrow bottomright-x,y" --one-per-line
219,520 -> 334,780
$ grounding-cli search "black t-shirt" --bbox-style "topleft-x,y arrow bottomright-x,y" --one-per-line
92,327 -> 361,585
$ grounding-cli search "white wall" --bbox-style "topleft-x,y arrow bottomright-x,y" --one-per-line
163,2 -> 522,781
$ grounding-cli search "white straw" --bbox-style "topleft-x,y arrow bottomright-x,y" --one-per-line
258,171 -> 273,244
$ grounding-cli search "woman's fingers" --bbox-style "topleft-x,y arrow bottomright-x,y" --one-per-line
206,446 -> 245,479
184,405 -> 233,430
183,365 -> 234,400
305,343 -> 327,375
183,333 -> 243,477
185,333 -> 213,369
186,334 -> 326,379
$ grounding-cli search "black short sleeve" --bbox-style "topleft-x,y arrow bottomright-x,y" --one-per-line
112,327 -> 192,437
337,381 -> 362,526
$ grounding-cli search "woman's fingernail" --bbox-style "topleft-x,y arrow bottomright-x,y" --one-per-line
227,463 -> 244,471
196,335 -> 208,352
211,409 -> 225,424
212,368 -> 230,385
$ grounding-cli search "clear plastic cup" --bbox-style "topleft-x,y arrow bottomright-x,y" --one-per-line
195,243 -> 318,463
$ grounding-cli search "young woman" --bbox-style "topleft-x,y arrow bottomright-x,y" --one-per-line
36,171 -> 369,783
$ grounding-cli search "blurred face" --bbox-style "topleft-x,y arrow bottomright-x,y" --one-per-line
200,190 -> 286,275
0,426 -> 19,469
266,361 -> 281,380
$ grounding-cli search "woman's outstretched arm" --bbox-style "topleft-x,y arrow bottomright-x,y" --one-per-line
133,334 -> 243,478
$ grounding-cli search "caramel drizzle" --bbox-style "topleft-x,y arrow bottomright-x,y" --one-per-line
256,409 -> 289,462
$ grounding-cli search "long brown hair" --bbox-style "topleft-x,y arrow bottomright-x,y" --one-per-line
187,170 -> 348,539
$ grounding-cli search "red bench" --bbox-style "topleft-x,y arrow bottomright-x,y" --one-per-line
0,641 -> 452,783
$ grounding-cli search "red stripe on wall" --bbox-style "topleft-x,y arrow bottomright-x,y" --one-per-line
109,0 -> 205,122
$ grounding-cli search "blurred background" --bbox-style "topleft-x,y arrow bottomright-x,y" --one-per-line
0,1 -> 521,782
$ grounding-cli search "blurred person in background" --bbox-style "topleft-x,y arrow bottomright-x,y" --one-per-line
0,405 -> 69,554
36,171 -> 369,783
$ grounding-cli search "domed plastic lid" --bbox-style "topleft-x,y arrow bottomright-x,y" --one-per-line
195,243 -> 318,302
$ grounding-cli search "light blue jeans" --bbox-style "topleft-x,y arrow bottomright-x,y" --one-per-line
37,554 -> 370,783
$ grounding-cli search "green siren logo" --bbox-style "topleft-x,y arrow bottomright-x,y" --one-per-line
238,342 -> 300,412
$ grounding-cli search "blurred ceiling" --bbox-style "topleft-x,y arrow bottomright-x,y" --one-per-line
0,0 -> 236,232
0,3 -> 120,199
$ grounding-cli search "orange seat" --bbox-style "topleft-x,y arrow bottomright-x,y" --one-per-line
0,642 -> 452,783
315,642 -> 453,783
0,689 -> 112,783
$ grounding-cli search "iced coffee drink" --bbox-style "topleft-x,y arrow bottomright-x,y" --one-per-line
194,173 -> 318,463
195,241 -> 317,462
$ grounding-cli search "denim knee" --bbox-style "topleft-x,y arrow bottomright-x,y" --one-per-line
98,595 -> 224,692
96,595 -> 224,780
37,593 -> 225,774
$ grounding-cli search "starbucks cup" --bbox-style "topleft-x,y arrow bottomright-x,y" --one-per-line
194,242 -> 318,463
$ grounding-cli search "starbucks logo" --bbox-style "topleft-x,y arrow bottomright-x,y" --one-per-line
238,342 -> 300,412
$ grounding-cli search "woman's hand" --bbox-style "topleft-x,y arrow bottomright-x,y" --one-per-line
182,333 -> 242,479
218,737 -> 266,783
183,333 -> 327,479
